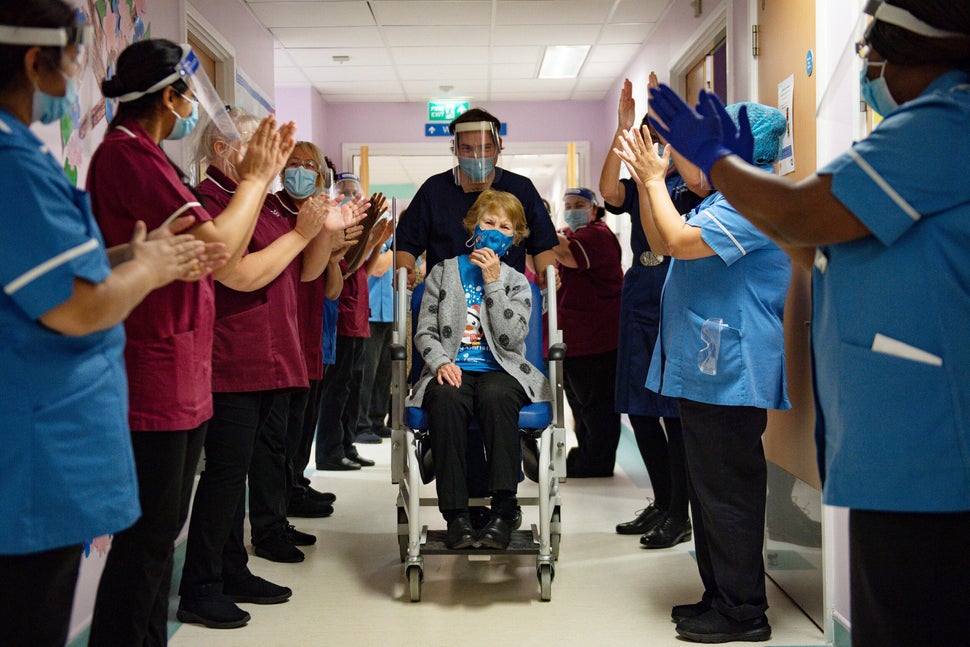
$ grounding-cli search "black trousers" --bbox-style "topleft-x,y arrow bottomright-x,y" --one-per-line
356,321 -> 394,434
679,399 -> 768,622
179,390 -> 289,600
89,424 -> 206,647
629,414 -> 689,520
424,371 -> 529,514
563,349 -> 621,472
292,377 -> 324,496
0,544 -> 81,647
285,386 -> 310,506
849,509 -> 970,647
316,335 -> 364,464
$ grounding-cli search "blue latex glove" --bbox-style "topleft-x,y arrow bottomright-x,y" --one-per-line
647,84 -> 733,176
696,90 -> 754,166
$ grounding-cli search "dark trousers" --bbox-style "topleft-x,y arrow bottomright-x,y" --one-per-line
89,424 -> 206,647
356,321 -> 393,434
849,509 -> 970,647
563,349 -> 621,472
0,544 -> 81,647
424,371 -> 529,514
630,414 -> 689,520
285,387 -> 310,506
293,377 -> 324,495
316,335 -> 364,464
249,390 -> 292,545
179,390 -> 289,600
679,399 -> 768,622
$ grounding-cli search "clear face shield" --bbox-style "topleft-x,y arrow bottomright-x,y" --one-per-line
451,121 -> 501,186
816,1 -> 964,140
0,21 -> 94,78
114,44 -> 240,142
331,173 -> 362,204
562,188 -> 595,230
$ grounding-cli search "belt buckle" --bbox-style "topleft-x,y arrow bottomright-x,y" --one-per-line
639,251 -> 664,266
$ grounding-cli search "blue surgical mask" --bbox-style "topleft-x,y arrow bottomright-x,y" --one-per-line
284,167 -> 319,199
859,60 -> 898,117
32,73 -> 78,125
563,209 -> 590,231
471,225 -> 514,257
458,156 -> 496,183
166,97 -> 199,140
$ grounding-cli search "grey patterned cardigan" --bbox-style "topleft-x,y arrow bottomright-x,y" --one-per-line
407,257 -> 552,407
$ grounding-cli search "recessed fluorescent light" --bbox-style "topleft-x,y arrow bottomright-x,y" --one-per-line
538,45 -> 590,79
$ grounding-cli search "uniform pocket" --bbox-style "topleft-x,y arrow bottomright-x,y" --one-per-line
682,308 -> 745,395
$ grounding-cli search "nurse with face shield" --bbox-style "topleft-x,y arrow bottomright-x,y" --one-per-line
0,7 -> 212,645
645,2 -> 970,644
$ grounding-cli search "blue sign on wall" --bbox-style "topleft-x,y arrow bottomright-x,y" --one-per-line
424,123 -> 508,137
806,49 -> 814,77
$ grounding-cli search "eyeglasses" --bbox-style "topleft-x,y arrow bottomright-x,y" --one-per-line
285,159 -> 320,171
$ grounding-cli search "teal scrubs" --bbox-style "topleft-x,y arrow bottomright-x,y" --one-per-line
815,70 -> 970,512
0,109 -> 139,554
646,192 -> 791,410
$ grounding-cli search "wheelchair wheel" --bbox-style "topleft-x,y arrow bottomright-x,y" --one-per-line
551,505 -> 562,559
406,565 -> 423,602
537,563 -> 554,601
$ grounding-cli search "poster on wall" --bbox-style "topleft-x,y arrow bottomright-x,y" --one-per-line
777,74 -> 795,175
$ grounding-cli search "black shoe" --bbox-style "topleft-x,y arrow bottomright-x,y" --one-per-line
305,486 -> 336,504
285,524 -> 317,546
346,451 -> 375,467
316,457 -> 361,471
287,496 -> 334,518
616,503 -> 665,535
478,514 -> 512,550
640,515 -> 692,549
469,506 -> 492,530
223,574 -> 293,604
253,536 -> 305,563
672,599 -> 713,623
445,514 -> 478,549
675,609 -> 771,643
177,596 -> 250,629
355,431 -> 382,444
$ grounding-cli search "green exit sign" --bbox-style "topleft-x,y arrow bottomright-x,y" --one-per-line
428,101 -> 469,121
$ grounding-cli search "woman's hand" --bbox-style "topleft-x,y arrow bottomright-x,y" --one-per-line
326,194 -> 369,232
294,194 -> 329,240
613,125 -> 671,187
618,77 -> 635,131
147,215 -> 229,279
235,116 -> 279,184
469,246 -> 501,283
330,224 -> 362,262
436,362 -> 462,387
273,121 -> 297,177
129,221 -> 208,287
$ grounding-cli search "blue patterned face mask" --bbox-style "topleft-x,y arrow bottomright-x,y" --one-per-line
470,224 -> 514,257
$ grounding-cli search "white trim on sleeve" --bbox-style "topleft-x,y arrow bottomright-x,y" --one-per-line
705,212 -> 746,256
0,117 -> 11,134
4,238 -> 100,296
115,126 -> 137,139
162,201 -> 203,227
571,238 -> 591,268
847,148 -> 921,222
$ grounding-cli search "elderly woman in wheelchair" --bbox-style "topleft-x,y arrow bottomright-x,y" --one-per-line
406,190 -> 552,550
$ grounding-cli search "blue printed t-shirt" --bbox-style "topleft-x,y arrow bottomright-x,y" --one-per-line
645,192 -> 791,410
454,255 -> 501,372
813,70 -> 970,512
0,109 -> 139,554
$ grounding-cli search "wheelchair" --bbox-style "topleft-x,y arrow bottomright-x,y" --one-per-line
389,265 -> 567,601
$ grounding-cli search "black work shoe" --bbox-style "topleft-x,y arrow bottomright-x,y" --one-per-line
346,450 -> 375,467
640,515 -> 692,549
253,536 -> 305,563
287,496 -> 334,518
223,574 -> 292,604
355,431 -> 382,444
478,514 -> 512,550
176,597 -> 250,629
616,503 -> 665,535
305,487 -> 336,504
285,524 -> 317,546
445,514 -> 478,549
316,457 -> 360,471
469,506 -> 492,530
672,599 -> 713,623
675,609 -> 771,643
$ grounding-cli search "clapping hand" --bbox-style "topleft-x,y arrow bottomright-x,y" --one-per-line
613,125 -> 671,187
647,83 -> 732,176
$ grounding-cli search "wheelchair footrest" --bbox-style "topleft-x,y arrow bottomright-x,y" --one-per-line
421,529 -> 539,555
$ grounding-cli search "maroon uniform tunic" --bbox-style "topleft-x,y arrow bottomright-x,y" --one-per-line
556,219 -> 623,356
87,118 -> 215,431
336,261 -> 370,339
197,166 -> 308,392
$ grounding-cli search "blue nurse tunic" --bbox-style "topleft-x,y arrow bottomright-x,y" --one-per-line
0,109 -> 139,554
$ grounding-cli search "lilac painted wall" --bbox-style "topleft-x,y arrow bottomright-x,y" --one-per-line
276,86 -> 313,135
189,0 -> 275,100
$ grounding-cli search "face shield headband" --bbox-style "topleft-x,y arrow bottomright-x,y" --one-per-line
332,173 -> 362,203
862,0 -> 964,39
452,120 -> 502,185
0,22 -> 93,72
564,187 -> 596,206
112,44 -> 240,141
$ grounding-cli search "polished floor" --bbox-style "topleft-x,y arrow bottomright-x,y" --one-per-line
168,425 -> 825,647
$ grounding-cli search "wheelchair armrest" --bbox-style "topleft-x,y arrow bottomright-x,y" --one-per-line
547,342 -> 566,362
388,343 -> 407,361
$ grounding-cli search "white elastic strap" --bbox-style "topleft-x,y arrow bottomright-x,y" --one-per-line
847,148 -> 921,222
570,238 -> 591,268
113,43 -> 192,103
4,239 -> 99,296
872,2 -> 964,39
0,25 -> 67,46
706,212 -> 747,256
